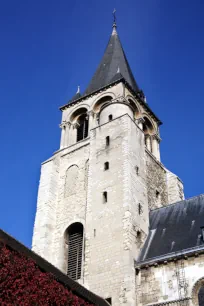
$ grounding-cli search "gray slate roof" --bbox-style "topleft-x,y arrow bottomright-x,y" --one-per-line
68,92 -> 81,104
84,26 -> 140,95
138,194 -> 204,263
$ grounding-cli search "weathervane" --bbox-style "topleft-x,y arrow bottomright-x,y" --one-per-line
113,8 -> 116,24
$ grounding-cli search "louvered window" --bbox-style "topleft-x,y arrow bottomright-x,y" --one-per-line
77,114 -> 89,142
67,223 -> 83,280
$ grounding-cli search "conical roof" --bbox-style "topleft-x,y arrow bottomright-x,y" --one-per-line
84,24 -> 139,95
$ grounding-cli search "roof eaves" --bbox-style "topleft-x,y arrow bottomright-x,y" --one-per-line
150,193 -> 204,213
0,229 -> 109,306
136,244 -> 204,269
59,79 -> 162,125
123,81 -> 162,125
59,77 -> 125,111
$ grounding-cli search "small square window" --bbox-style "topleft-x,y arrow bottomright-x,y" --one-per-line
104,162 -> 109,171
103,191 -> 108,203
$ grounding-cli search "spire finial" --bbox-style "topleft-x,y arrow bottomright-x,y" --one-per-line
112,9 -> 117,35
76,85 -> 80,94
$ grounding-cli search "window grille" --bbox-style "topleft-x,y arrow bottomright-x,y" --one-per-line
67,223 -> 83,280
77,114 -> 88,142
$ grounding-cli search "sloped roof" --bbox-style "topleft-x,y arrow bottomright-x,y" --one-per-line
138,194 -> 204,263
0,229 -> 108,306
84,25 -> 139,95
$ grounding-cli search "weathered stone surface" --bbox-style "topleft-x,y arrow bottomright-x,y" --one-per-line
137,255 -> 204,306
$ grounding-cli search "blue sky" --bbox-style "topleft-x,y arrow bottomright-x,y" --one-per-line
0,0 -> 204,248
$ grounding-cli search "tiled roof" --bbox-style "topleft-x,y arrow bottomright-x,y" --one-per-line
138,194 -> 204,263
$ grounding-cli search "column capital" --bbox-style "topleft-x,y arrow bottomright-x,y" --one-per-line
59,121 -> 72,129
59,121 -> 67,129
137,117 -> 145,124
86,110 -> 95,117
73,122 -> 80,129
152,134 -> 161,143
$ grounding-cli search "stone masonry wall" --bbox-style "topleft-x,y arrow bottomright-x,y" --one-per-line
52,141 -> 90,271
84,113 -> 148,305
32,156 -> 59,263
166,170 -> 184,204
136,254 -> 204,306
146,151 -> 169,210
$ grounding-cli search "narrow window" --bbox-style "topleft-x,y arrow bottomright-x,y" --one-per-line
66,223 -> 83,280
108,114 -> 113,121
135,166 -> 139,175
156,190 -> 160,198
106,136 -> 110,147
104,162 -> 109,171
156,190 -> 161,205
77,114 -> 89,142
106,298 -> 112,305
137,230 -> 141,239
138,203 -> 143,215
94,229 -> 96,237
103,191 -> 108,203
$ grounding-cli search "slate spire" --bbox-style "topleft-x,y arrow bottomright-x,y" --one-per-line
84,14 -> 139,95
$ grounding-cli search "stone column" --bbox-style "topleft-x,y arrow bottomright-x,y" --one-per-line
59,122 -> 66,149
152,134 -> 161,161
145,135 -> 151,152
87,110 -> 95,131
64,121 -> 72,147
137,117 -> 145,130
72,122 -> 80,144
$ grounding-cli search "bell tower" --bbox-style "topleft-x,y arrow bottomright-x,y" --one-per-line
32,16 -> 184,306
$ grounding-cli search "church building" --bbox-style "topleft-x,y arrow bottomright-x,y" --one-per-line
32,17 -> 204,306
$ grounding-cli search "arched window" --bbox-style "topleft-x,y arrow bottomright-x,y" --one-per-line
143,117 -> 154,152
128,98 -> 140,118
77,114 -> 89,142
198,286 -> 204,306
65,222 -> 83,280
93,96 -> 113,113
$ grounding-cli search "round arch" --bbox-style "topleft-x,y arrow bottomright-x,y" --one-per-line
127,97 -> 141,118
92,95 -> 114,113
192,277 -> 204,306
64,222 -> 84,281
142,114 -> 156,135
69,107 -> 88,123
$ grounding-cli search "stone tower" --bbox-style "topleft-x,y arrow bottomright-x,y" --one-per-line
32,20 -> 184,305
